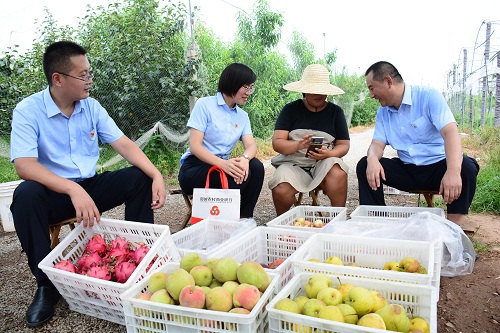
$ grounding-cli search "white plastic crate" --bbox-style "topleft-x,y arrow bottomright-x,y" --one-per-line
172,218 -> 256,260
350,205 -> 445,220
266,206 -> 347,232
267,272 -> 437,333
290,233 -> 441,296
0,180 -> 23,232
121,262 -> 279,333
38,218 -> 181,325
209,226 -> 315,294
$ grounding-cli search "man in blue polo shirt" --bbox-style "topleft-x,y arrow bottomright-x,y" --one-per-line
10,41 -> 166,327
356,61 -> 479,231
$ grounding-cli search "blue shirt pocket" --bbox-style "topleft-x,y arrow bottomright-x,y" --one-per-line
80,128 -> 99,156
411,116 -> 433,141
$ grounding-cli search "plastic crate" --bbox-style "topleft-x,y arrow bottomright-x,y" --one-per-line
290,233 -> 441,296
120,262 -> 279,333
267,272 -> 437,333
38,218 -> 181,325
350,205 -> 445,220
209,226 -> 316,294
0,180 -> 23,232
172,218 -> 256,260
266,206 -> 347,232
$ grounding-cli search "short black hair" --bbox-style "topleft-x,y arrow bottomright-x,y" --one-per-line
43,41 -> 87,85
217,63 -> 256,97
365,61 -> 404,83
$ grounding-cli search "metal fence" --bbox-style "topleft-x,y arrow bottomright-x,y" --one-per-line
444,20 -> 500,127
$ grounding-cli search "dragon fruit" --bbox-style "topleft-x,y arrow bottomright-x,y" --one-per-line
132,244 -> 150,265
84,234 -> 107,256
86,265 -> 112,281
77,252 -> 104,271
110,237 -> 130,251
105,246 -> 130,264
114,261 -> 137,283
54,259 -> 78,273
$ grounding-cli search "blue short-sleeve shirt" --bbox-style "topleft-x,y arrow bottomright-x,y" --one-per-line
10,87 -> 123,180
180,92 -> 252,164
373,85 -> 457,165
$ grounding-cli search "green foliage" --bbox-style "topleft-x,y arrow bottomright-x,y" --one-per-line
0,157 -> 19,183
80,0 -> 197,139
469,127 -> 500,214
142,134 -> 182,176
331,68 -> 368,126
288,30 -> 315,73
351,96 -> 379,127
0,8 -> 76,135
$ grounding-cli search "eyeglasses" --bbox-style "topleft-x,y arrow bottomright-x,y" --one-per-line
242,85 -> 255,94
58,70 -> 94,84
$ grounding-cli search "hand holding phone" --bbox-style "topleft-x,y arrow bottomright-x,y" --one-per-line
305,136 -> 324,157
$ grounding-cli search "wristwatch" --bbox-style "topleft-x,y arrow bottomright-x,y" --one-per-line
241,154 -> 250,160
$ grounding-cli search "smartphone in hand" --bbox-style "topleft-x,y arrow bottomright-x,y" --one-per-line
305,136 -> 324,157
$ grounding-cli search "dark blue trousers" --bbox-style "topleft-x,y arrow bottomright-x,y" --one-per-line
178,155 -> 264,218
10,166 -> 153,286
356,156 -> 479,214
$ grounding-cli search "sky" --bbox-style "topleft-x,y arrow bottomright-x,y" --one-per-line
1,0 -> 499,91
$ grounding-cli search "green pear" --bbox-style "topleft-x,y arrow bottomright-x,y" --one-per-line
399,257 -> 421,273
148,271 -> 168,294
293,295 -> 309,313
370,290 -> 388,312
180,252 -> 204,273
344,286 -> 374,316
336,303 -> 358,324
274,298 -> 301,314
409,317 -> 430,333
166,268 -> 195,301
305,274 -> 332,298
149,289 -> 175,305
212,257 -> 239,283
302,298 -> 326,317
204,258 -> 219,271
317,305 -> 345,322
317,287 -> 343,306
358,313 -> 387,329
190,265 -> 213,287
376,304 -> 411,332
236,261 -> 268,289
324,255 -> 343,265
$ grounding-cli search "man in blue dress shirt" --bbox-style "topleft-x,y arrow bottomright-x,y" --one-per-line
356,61 -> 479,231
9,41 -> 166,327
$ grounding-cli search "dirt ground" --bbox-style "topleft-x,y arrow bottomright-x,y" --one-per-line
0,128 -> 499,332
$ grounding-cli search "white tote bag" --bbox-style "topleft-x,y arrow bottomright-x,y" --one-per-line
191,166 -> 240,224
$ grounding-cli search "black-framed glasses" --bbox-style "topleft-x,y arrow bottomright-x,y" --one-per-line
58,71 -> 94,84
242,85 -> 255,94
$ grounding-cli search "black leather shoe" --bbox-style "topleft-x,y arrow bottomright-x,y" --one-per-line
26,286 -> 61,327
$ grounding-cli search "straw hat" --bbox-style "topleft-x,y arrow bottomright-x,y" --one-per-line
283,64 -> 344,95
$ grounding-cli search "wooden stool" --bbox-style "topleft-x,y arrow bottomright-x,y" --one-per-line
294,187 -> 321,207
408,189 -> 439,207
49,217 -> 77,249
169,189 -> 192,232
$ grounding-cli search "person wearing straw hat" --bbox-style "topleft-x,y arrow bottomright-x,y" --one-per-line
268,64 -> 350,215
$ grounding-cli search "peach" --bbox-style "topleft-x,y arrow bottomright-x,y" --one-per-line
205,287 -> 233,312
179,285 -> 205,309
233,283 -> 261,311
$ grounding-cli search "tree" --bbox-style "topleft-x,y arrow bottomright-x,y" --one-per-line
0,8 -> 76,134
287,30 -> 315,74
79,0 -> 198,138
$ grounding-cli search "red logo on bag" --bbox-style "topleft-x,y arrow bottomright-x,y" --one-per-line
210,206 -> 220,216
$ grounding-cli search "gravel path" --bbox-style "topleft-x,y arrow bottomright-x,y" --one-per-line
0,128 -> 407,333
